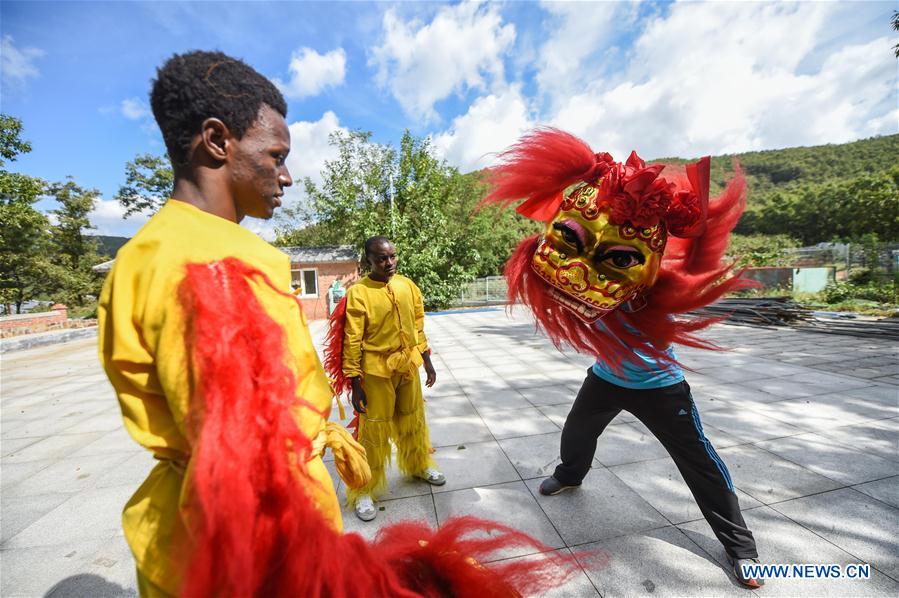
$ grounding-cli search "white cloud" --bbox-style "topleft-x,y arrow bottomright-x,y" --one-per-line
534,1 -> 630,107
120,97 -> 151,120
240,219 -> 278,242
275,47 -> 347,99
89,198 -> 150,237
544,2 -> 898,160
1,35 -> 44,89
286,110 -> 347,193
432,85 -> 534,172
370,1 -> 515,122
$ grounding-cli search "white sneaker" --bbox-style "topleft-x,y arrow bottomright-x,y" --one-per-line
416,468 -> 446,486
355,495 -> 376,521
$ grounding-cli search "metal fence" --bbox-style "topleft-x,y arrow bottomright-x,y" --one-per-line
784,243 -> 899,280
453,276 -> 508,307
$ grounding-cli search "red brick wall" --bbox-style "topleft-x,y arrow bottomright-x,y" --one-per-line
293,261 -> 360,320
0,306 -> 93,338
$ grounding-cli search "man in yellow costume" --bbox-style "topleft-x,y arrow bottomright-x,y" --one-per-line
338,236 -> 446,521
99,50 -> 571,598
98,50 -> 372,596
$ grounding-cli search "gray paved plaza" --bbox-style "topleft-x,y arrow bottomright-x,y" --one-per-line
2,307 -> 898,596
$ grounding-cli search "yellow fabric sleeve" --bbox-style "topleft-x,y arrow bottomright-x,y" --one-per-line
412,281 -> 429,354
342,288 -> 366,379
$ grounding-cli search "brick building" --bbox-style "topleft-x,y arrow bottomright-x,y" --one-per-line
281,245 -> 360,320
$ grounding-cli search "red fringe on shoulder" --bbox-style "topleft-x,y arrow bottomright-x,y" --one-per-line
323,296 -> 350,398
178,258 -> 579,597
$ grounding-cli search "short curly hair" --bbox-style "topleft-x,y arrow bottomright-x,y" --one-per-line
150,50 -> 287,168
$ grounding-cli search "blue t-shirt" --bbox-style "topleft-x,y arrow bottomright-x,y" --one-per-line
591,320 -> 684,389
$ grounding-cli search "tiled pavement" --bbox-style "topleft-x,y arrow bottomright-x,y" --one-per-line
1,306 -> 897,596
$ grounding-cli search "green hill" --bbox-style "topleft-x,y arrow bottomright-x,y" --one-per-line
656,134 -> 898,195
650,134 -> 898,244
91,235 -> 129,258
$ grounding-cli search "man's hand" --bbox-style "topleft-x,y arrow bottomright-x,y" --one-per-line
350,377 -> 367,414
422,352 -> 437,388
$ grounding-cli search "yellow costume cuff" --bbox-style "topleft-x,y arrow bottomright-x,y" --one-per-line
312,422 -> 371,490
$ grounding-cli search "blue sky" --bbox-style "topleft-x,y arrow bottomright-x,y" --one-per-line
2,0 -> 895,239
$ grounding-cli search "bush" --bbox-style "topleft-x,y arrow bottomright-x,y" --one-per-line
823,281 -> 854,304
854,281 -> 899,304
848,267 -> 874,284
823,280 -> 898,305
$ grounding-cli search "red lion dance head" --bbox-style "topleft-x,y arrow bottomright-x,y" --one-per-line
483,128 -> 751,368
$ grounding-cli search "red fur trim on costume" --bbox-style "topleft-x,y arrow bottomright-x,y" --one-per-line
323,296 -> 350,397
506,172 -> 753,368
481,127 -> 611,221
178,258 -> 580,597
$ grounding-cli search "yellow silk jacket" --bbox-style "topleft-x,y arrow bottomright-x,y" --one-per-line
97,200 -> 341,595
342,274 -> 429,380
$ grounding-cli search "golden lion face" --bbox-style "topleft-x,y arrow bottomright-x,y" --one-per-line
531,182 -> 666,322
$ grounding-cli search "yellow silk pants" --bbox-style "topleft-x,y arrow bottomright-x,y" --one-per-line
346,368 -> 434,506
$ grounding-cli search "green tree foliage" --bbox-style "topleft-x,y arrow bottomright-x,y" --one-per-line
0,114 -> 53,313
893,11 -> 899,58
114,153 -> 173,217
0,200 -> 55,313
275,130 -> 537,309
47,178 -> 106,305
49,178 -> 100,268
726,234 -> 800,267
737,167 -> 899,244
0,114 -> 33,163
1,116 -> 111,313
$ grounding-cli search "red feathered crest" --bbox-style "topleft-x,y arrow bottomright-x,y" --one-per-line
483,128 -> 709,237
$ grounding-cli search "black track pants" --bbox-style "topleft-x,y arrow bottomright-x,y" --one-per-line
553,369 -> 758,559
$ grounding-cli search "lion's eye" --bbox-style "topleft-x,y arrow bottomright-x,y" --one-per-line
597,249 -> 645,269
552,222 -> 583,252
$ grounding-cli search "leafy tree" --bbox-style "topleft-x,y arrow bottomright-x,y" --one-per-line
0,201 -> 55,313
893,11 -> 898,58
47,178 -> 106,306
0,116 -> 110,312
275,130 -> 538,309
49,178 -> 101,267
745,168 -> 899,244
114,153 -> 173,217
0,114 -> 53,313
0,114 -> 33,164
